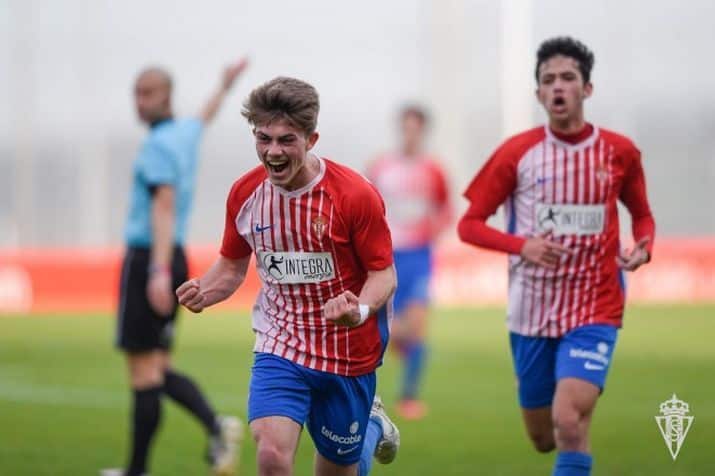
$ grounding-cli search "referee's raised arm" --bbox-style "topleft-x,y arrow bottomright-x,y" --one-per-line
199,57 -> 249,124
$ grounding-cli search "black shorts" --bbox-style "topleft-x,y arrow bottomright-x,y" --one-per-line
116,246 -> 188,352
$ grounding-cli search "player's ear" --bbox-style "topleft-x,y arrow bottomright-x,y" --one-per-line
306,131 -> 319,151
583,82 -> 593,99
535,86 -> 546,107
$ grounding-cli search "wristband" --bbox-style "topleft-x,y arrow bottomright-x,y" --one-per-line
358,304 -> 370,325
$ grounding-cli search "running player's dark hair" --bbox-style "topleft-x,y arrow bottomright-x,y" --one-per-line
400,104 -> 429,126
535,37 -> 594,83
242,77 -> 320,136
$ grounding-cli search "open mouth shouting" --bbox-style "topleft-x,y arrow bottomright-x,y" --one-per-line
551,96 -> 567,114
267,159 -> 289,174
263,156 -> 296,184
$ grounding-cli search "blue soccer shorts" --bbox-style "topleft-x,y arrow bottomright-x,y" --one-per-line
393,245 -> 433,316
509,324 -> 619,409
248,352 -> 376,465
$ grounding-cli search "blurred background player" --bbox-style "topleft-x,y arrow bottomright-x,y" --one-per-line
367,105 -> 451,420
458,37 -> 655,476
104,58 -> 248,476
177,76 -> 400,476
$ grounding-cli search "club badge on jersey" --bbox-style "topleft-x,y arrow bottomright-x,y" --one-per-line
312,215 -> 328,240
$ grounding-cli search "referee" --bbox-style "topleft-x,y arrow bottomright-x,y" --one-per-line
104,58 -> 247,476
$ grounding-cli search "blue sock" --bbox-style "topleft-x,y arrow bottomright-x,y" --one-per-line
401,342 -> 426,400
358,417 -> 383,476
552,451 -> 592,476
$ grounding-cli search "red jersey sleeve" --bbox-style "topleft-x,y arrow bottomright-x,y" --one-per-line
423,160 -> 452,237
220,181 -> 252,259
347,178 -> 394,271
220,167 -> 267,259
458,140 -> 527,255
619,145 -> 656,255
430,160 -> 451,213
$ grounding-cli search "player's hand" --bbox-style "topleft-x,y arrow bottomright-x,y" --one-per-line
221,57 -> 249,91
323,290 -> 361,327
147,270 -> 174,317
520,231 -> 572,269
176,278 -> 207,314
617,236 -> 651,271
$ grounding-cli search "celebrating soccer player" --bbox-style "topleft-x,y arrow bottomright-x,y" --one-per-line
104,58 -> 248,476
367,105 -> 451,420
176,77 -> 401,476
458,37 -> 655,476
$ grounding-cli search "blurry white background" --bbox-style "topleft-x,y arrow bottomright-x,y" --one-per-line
2,0 -> 714,246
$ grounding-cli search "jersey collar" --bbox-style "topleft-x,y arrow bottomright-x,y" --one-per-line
545,123 -> 599,149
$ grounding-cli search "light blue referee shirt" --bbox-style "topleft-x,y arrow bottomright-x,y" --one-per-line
124,118 -> 204,247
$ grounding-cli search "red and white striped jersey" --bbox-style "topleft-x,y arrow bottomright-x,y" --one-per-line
367,153 -> 451,249
220,156 -> 394,376
461,124 -> 655,337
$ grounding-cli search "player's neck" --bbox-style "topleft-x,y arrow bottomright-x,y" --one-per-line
548,114 -> 586,136
401,144 -> 422,159
549,121 -> 594,145
283,154 -> 321,192
149,114 -> 174,129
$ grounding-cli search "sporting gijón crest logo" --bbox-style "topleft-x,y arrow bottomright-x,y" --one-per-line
312,215 -> 328,240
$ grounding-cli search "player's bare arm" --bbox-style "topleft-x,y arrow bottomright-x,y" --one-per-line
323,265 -> 396,327
147,184 -> 176,316
199,57 -> 249,124
176,254 -> 250,313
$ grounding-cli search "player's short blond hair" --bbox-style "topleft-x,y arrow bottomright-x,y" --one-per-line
242,77 -> 320,136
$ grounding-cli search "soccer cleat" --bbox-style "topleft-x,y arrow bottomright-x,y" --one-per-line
207,415 -> 243,475
370,395 -> 400,464
396,399 -> 428,421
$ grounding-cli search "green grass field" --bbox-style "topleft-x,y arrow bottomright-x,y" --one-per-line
1,305 -> 713,475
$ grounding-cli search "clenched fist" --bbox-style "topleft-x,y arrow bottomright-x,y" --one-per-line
323,290 -> 362,327
176,278 -> 207,313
